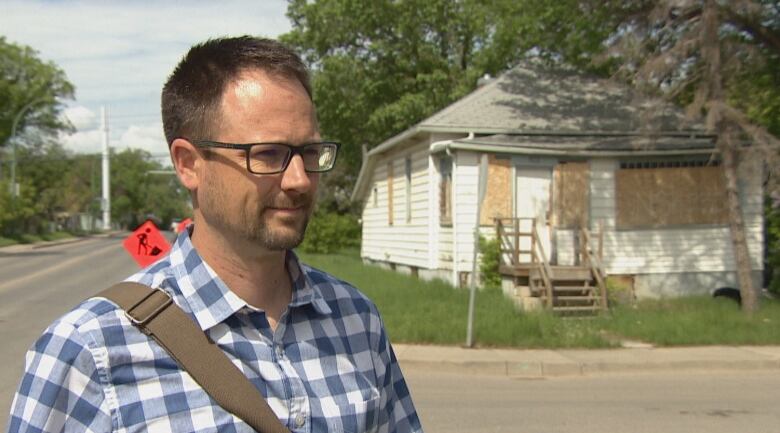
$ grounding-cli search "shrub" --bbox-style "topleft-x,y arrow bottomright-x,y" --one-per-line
479,235 -> 501,289
605,276 -> 635,306
299,211 -> 361,254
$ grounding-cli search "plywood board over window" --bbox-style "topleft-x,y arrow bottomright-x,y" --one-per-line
439,157 -> 453,225
553,162 -> 589,229
616,165 -> 728,229
387,161 -> 394,225
480,154 -> 512,225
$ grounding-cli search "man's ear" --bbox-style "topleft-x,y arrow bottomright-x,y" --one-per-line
170,138 -> 201,190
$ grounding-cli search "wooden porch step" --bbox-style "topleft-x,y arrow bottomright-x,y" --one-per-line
551,286 -> 596,293
530,267 -> 592,281
555,296 -> 600,301
552,306 -> 602,312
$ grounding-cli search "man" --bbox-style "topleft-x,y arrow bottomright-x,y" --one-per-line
8,36 -> 423,433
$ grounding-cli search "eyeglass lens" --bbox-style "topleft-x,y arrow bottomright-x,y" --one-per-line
248,143 -> 336,173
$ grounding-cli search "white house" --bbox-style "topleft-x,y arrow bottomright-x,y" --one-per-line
350,63 -> 764,305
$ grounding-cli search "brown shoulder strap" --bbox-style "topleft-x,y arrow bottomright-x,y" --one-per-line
98,282 -> 290,433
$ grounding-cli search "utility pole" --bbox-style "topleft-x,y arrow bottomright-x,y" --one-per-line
101,106 -> 111,230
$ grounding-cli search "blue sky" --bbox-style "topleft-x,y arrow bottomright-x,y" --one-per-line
1,0 -> 291,159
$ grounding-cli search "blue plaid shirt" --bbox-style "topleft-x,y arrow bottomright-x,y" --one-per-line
7,230 -> 423,433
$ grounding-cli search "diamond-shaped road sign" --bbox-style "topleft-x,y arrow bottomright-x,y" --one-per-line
176,217 -> 192,233
123,220 -> 172,268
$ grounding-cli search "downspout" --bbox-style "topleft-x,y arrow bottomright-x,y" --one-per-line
429,132 -> 474,287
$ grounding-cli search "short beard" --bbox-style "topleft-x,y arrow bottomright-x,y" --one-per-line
243,206 -> 311,250
199,171 -> 313,251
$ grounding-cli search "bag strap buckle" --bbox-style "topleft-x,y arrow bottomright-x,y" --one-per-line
124,287 -> 173,327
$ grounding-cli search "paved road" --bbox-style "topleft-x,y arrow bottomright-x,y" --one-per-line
0,233 -> 139,425
2,237 -> 778,432
405,369 -> 780,433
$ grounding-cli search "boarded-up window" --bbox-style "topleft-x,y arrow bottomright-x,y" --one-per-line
616,165 -> 728,228
479,155 -> 512,225
405,157 -> 412,223
553,162 -> 589,228
439,157 -> 452,225
387,162 -> 394,225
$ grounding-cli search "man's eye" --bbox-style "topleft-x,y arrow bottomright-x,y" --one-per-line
303,147 -> 321,158
251,148 -> 284,160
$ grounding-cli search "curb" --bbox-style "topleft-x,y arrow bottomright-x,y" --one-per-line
394,345 -> 780,378
398,358 -> 780,378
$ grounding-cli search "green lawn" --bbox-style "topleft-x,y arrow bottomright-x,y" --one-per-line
296,249 -> 780,348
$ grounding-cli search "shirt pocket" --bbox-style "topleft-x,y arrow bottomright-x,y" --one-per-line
331,396 -> 381,433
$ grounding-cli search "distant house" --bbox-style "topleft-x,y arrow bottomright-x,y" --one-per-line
351,63 -> 763,308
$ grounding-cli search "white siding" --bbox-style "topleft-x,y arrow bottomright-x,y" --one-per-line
453,151 -> 480,273
360,140 -> 432,268
589,157 -> 764,275
438,226 -> 453,270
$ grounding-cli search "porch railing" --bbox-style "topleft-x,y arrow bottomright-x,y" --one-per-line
579,224 -> 608,311
495,217 -> 554,306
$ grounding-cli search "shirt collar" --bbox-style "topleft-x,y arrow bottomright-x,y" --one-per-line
165,228 -> 331,331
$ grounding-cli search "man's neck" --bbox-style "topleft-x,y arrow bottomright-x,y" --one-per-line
190,222 -> 293,329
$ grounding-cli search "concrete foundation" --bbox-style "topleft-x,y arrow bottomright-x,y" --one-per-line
633,270 -> 764,299
361,258 -> 453,284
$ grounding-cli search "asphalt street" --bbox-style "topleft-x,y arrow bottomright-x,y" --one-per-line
2,235 -> 778,432
0,233 -> 139,424
405,369 -> 780,433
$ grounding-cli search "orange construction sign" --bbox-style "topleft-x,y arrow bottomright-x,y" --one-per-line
176,217 -> 192,233
123,220 -> 172,268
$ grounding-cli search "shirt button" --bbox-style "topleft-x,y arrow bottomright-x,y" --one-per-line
275,345 -> 284,358
294,413 -> 305,428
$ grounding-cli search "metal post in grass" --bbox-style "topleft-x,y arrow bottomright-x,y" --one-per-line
466,154 -> 489,348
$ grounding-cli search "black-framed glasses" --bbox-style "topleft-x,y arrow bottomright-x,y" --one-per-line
191,140 -> 340,174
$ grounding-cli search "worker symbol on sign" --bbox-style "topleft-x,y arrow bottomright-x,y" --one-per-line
123,220 -> 172,268
136,229 -> 163,256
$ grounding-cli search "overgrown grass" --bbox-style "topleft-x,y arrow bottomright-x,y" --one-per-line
297,249 -> 613,348
595,296 -> 780,346
297,249 -> 780,348
16,233 -> 43,244
40,231 -> 75,242
0,231 -> 77,248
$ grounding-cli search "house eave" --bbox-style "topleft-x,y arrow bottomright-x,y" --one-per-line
432,141 -> 717,158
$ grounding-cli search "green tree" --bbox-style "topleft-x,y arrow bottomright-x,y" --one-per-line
598,0 -> 780,314
282,0 -> 636,212
0,37 -> 74,147
110,149 -> 190,230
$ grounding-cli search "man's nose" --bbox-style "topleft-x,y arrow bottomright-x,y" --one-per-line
280,154 -> 313,191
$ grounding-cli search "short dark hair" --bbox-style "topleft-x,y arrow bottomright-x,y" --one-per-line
161,36 -> 312,146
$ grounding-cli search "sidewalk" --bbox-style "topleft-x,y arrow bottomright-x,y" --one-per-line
394,343 -> 780,377
0,230 -> 125,252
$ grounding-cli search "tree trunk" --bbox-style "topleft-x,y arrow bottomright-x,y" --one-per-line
703,0 -> 758,314
720,139 -> 758,314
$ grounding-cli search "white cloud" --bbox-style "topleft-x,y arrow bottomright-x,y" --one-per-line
60,120 -> 168,157
63,105 -> 97,130
1,0 -> 292,156
61,129 -> 103,154
117,123 -> 168,156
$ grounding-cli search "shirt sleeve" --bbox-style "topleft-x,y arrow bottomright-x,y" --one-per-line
7,320 -> 112,433
374,323 -> 424,433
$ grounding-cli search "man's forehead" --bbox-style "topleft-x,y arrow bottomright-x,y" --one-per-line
232,78 -> 264,101
229,68 -> 305,94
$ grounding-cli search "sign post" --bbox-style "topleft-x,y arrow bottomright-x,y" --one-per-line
466,154 -> 489,348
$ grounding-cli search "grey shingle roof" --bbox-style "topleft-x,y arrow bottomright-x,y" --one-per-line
420,62 -> 701,133
458,134 -> 715,152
